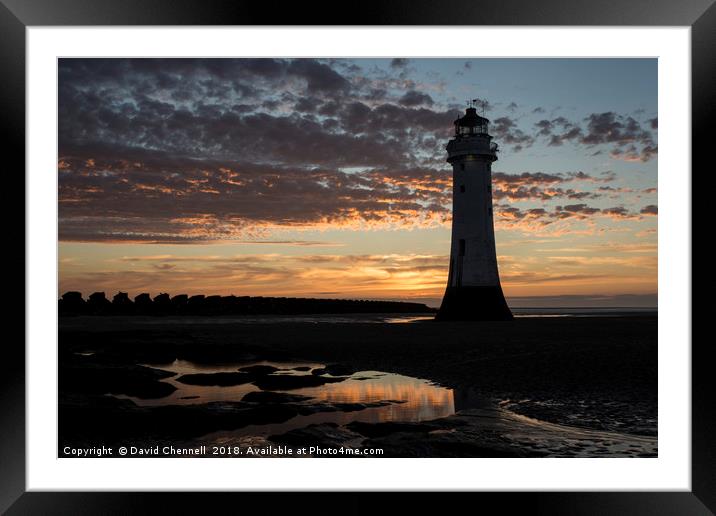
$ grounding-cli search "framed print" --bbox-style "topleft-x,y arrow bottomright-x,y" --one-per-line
2,0 -> 714,513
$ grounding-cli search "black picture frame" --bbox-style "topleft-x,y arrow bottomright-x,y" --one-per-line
2,1 -> 713,513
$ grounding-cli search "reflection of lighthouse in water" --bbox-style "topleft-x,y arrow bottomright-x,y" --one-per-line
436,102 -> 513,321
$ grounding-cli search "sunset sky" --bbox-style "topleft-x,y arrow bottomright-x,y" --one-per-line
58,58 -> 657,307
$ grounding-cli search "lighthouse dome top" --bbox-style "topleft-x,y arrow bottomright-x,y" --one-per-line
454,107 -> 489,136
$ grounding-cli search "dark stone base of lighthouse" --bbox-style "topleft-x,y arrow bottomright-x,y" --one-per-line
435,286 -> 513,321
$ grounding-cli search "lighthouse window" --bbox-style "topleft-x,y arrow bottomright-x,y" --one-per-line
459,239 -> 466,256
460,185 -> 465,193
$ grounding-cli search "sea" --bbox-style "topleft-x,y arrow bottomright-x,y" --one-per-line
124,307 -> 656,325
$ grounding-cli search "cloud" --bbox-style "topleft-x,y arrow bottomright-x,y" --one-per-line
59,249 -> 657,301
532,112 -> 657,161
287,59 -> 351,93
555,204 -> 601,216
490,171 -> 614,202
609,144 -> 658,163
58,149 -> 458,242
601,206 -> 638,219
59,252 -> 453,298
390,58 -> 410,69
640,204 -> 658,215
491,116 -> 534,150
501,272 -> 610,284
59,59 -> 461,171
59,143 -> 641,242
581,112 -> 651,145
58,58 -> 655,243
491,200 -> 647,232
398,90 -> 434,107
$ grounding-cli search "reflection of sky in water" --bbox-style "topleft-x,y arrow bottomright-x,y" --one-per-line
299,373 -> 454,422
114,359 -> 455,435
118,360 -> 320,407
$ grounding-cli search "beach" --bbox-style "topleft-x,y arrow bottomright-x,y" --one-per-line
58,314 -> 657,458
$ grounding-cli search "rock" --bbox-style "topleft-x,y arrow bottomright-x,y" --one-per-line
153,293 -> 171,306
134,293 -> 152,310
238,365 -> 280,375
252,374 -> 347,391
332,403 -> 372,412
153,293 -> 172,314
112,292 -> 134,315
187,295 -> 205,307
88,292 -> 109,303
60,398 -> 300,447
241,391 -> 313,403
171,294 -> 188,306
311,363 -> 355,377
87,292 -> 112,314
176,372 -> 253,386
112,292 -> 132,305
204,295 -> 222,314
62,291 -> 84,303
59,363 -> 177,399
59,291 -> 86,315
169,294 -> 189,315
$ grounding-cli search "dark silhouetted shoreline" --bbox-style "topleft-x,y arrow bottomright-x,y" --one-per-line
58,291 -> 436,316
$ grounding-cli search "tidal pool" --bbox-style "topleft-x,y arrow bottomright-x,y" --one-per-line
114,359 -> 455,438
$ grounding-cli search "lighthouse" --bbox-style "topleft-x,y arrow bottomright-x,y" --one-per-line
436,102 -> 513,321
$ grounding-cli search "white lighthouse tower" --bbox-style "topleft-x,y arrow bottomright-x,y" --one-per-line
436,102 -> 513,321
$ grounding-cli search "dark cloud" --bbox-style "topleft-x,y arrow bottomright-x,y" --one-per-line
59,59 -> 462,170
490,170 -> 616,201
492,170 -> 613,187
639,145 -> 658,162
390,58 -> 410,69
491,116 -> 534,150
491,199 -> 644,227
492,186 -> 599,202
286,59 -> 351,93
58,146 -> 456,242
581,112 -> 656,161
59,137 -> 630,242
58,58 -> 653,242
493,171 -> 564,186
398,90 -> 434,107
640,205 -> 658,215
601,206 -> 633,218
531,111 -> 657,161
534,117 -> 581,147
558,204 -> 601,216
535,119 -> 553,136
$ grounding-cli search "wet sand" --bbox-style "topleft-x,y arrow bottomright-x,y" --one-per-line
58,314 -> 657,457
